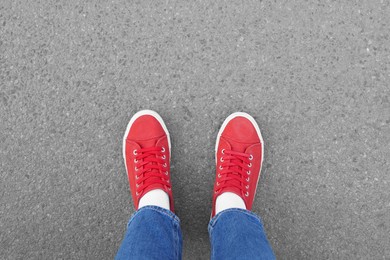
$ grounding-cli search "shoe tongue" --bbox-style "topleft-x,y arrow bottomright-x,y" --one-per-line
222,185 -> 242,198
220,136 -> 248,197
223,136 -> 248,153
223,170 -> 243,197
143,183 -> 165,195
137,139 -> 165,195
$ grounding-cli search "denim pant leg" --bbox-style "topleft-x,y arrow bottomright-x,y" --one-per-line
116,206 -> 183,260
208,208 -> 275,260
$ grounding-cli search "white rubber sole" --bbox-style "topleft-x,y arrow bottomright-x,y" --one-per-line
122,110 -> 171,164
215,112 -> 265,202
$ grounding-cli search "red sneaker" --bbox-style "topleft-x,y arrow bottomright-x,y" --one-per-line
123,110 -> 174,211
212,112 -> 264,217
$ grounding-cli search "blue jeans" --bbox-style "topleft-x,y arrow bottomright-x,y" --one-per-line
116,206 -> 275,260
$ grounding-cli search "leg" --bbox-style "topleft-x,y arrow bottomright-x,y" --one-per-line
208,209 -> 274,260
210,112 -> 275,259
116,206 -> 182,260
117,110 -> 182,259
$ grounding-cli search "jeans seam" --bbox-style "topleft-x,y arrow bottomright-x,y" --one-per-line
208,225 -> 213,260
210,231 -> 215,260
174,220 -> 179,260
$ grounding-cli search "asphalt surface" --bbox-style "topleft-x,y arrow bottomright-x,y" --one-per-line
1,1 -> 389,259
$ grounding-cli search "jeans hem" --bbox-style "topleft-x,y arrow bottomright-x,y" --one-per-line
127,205 -> 180,227
208,208 -> 262,233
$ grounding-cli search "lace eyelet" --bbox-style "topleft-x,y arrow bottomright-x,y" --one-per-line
218,173 -> 221,178
135,175 -> 139,179
134,159 -> 138,163
247,170 -> 251,175
245,192 -> 249,197
161,147 -> 165,152
245,185 -> 249,189
249,154 -> 253,160
165,171 -> 169,175
135,167 -> 139,171
167,179 -> 170,183
216,182 -> 220,186
133,150 -> 137,155
248,163 -> 252,167
136,192 -> 140,196
221,149 -> 225,154
163,163 -> 167,167
215,190 -> 219,194
219,165 -> 223,170
136,184 -> 139,188
220,157 -> 224,162
162,155 -> 166,159
168,187 -> 171,191
246,177 -> 250,182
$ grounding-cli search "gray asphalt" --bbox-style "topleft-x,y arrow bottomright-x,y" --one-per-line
1,1 -> 390,259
